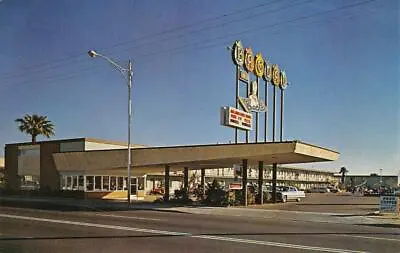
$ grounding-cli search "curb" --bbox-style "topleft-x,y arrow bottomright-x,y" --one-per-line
0,196 -> 190,213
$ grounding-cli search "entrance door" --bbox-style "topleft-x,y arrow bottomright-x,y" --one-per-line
130,177 -> 137,196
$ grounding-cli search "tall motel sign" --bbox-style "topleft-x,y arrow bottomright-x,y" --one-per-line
220,40 -> 289,205
221,40 -> 289,144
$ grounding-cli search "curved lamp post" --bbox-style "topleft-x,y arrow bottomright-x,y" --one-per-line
88,50 -> 133,207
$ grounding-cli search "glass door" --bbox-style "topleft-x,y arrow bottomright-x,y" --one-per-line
130,177 -> 137,196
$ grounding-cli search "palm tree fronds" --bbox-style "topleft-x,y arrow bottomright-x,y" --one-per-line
15,113 -> 55,143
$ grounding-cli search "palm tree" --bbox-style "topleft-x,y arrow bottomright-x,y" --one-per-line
339,166 -> 348,184
15,114 -> 55,144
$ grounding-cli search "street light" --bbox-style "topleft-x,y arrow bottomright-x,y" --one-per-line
88,50 -> 133,207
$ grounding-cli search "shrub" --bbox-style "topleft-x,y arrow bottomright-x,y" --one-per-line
171,188 -> 192,204
204,180 -> 228,206
193,184 -> 205,200
174,188 -> 187,200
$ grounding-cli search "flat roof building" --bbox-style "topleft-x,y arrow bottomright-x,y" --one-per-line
4,137 -> 339,203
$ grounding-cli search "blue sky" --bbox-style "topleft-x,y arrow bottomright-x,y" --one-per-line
0,0 -> 398,175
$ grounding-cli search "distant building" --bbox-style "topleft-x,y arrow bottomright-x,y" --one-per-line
143,166 -> 337,193
334,174 -> 399,189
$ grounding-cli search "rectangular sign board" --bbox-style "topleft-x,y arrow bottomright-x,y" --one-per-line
379,195 -> 399,213
229,182 -> 242,190
220,106 -> 252,131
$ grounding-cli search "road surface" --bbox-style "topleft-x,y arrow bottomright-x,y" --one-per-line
0,205 -> 399,253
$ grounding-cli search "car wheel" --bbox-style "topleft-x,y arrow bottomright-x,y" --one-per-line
296,198 -> 301,202
282,195 -> 287,203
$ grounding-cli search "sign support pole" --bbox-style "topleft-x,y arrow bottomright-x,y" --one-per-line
246,78 -> 250,143
280,89 -> 284,142
264,81 -> 268,142
272,85 -> 276,142
255,77 -> 259,143
235,65 -> 239,144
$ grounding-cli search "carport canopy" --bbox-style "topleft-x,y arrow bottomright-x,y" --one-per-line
53,141 -> 339,174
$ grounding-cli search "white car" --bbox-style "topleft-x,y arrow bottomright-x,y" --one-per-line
278,186 -> 306,203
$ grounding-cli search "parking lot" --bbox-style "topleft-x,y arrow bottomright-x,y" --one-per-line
252,193 -> 380,215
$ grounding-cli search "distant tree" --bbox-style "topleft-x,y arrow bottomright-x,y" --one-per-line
339,167 -> 348,184
15,114 -> 55,144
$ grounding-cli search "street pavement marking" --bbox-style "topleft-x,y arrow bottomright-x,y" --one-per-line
0,213 -> 369,253
192,235 -> 368,253
94,214 -> 162,221
0,214 -> 187,236
332,234 -> 400,242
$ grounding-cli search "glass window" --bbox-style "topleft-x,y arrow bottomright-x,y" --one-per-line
103,176 -> 110,191
66,176 -> 72,189
110,176 -> 117,190
78,176 -> 84,191
73,176 -> 78,190
117,177 -> 123,191
130,183 -> 137,195
95,176 -> 102,191
86,176 -> 94,191
123,177 -> 128,191
60,176 -> 66,190
138,177 -> 144,190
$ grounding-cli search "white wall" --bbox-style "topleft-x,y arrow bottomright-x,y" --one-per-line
84,141 -> 127,151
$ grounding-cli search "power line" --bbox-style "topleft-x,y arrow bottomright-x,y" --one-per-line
128,0 -> 378,62
1,0 -> 305,83
0,0 -> 379,90
212,0 -> 379,46
0,0 -> 285,79
103,0 -> 311,58
0,0 -> 309,87
0,65 -> 104,89
97,0 -> 285,53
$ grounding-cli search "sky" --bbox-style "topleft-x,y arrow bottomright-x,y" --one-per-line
0,0 -> 398,176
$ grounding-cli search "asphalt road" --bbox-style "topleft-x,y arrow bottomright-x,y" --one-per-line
0,205 -> 399,253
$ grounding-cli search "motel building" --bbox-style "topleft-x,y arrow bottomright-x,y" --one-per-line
4,137 -> 339,204
3,41 -> 342,205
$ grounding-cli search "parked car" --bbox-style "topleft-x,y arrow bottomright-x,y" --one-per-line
277,186 -> 306,203
328,187 -> 340,193
310,187 -> 330,193
364,188 -> 380,196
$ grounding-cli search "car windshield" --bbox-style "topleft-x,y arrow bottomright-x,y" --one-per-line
276,186 -> 289,192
